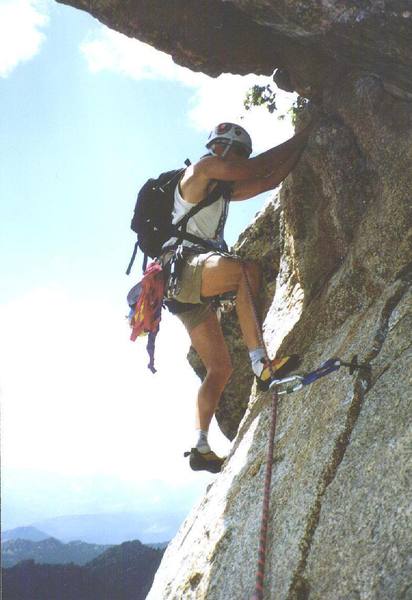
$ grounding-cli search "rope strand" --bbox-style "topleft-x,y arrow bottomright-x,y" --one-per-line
241,263 -> 278,600
251,386 -> 278,600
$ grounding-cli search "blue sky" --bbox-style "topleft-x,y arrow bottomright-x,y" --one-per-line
0,0 -> 295,535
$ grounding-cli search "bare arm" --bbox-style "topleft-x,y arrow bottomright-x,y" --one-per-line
231,134 -> 309,200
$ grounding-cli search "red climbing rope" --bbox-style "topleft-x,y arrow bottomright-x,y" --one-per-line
240,262 -> 279,600
251,386 -> 278,600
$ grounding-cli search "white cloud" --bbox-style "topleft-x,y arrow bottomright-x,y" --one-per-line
0,286 -> 229,483
0,0 -> 49,78
80,28 -> 204,87
80,27 -> 296,151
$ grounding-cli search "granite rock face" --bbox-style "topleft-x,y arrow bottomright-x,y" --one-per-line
57,1 -> 412,597
57,0 -> 412,96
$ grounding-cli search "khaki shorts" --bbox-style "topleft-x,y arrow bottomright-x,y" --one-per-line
175,302 -> 213,332
162,250 -> 218,333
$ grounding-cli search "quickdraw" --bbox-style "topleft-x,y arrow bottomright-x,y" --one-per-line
269,355 -> 371,395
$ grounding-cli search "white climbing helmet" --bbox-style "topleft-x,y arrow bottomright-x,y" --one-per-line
206,122 -> 252,157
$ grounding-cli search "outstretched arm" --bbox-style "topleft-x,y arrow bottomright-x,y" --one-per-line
231,129 -> 310,200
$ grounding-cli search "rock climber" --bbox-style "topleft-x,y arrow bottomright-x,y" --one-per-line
161,119 -> 317,473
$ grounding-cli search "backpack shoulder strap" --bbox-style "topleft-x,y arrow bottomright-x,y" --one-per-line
173,180 -> 231,234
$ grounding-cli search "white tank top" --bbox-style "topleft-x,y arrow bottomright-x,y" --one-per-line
163,182 -> 229,250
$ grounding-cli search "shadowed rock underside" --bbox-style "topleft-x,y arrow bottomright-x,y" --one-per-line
57,0 -> 412,98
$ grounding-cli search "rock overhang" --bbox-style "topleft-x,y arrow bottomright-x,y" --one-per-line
56,0 -> 412,97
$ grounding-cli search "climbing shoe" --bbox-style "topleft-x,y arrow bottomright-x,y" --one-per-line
184,448 -> 225,474
256,354 -> 301,391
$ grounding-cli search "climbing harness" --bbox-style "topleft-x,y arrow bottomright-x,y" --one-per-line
164,246 -> 238,314
241,262 -> 371,600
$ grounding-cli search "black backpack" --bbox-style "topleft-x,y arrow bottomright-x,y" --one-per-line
126,163 -> 231,274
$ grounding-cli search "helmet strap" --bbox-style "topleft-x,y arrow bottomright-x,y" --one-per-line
209,141 -> 232,158
221,143 -> 232,158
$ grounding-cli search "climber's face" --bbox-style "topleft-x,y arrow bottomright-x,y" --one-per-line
213,142 -> 250,160
212,142 -> 226,157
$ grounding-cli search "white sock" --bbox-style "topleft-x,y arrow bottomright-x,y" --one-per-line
195,429 -> 211,454
249,347 -> 266,377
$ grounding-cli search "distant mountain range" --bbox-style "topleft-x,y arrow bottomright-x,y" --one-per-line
2,540 -> 164,600
31,510 -> 182,544
2,468 -> 208,544
1,525 -> 168,568
2,511 -> 178,545
2,536 -> 112,568
1,526 -> 50,543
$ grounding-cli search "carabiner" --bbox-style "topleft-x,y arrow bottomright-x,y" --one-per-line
269,374 -> 304,395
